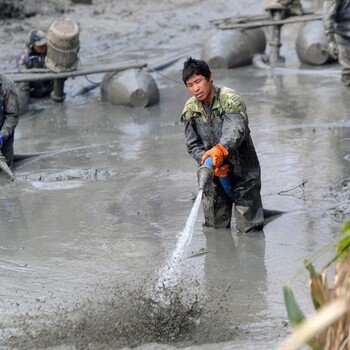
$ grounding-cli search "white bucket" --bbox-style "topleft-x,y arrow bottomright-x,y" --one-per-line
46,18 -> 80,72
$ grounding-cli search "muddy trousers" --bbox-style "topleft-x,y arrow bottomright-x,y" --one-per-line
335,33 -> 350,86
1,133 -> 14,166
202,177 -> 264,232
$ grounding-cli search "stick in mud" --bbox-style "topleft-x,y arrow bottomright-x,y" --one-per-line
0,152 -> 15,181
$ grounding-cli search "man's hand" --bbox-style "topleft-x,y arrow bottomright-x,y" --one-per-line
327,38 -> 339,59
201,144 -> 229,168
214,164 -> 229,177
0,134 -> 3,149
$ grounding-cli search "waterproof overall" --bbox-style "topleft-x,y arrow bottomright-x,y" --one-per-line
324,0 -> 350,85
0,74 -> 19,166
181,86 -> 264,232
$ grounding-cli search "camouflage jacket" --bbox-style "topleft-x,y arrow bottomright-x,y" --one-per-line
0,74 -> 19,141
181,86 -> 248,124
180,86 -> 261,184
16,47 -> 46,69
323,0 -> 350,38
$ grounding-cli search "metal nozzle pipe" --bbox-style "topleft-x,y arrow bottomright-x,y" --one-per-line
197,156 -> 236,202
197,165 -> 214,190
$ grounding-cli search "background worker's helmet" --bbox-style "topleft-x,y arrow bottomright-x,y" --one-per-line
28,29 -> 47,47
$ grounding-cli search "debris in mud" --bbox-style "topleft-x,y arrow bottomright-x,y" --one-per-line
23,168 -> 115,182
323,178 -> 350,223
185,248 -> 209,259
278,180 -> 308,200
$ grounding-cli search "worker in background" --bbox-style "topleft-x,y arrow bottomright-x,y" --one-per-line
323,0 -> 350,86
180,57 -> 264,233
264,0 -> 304,64
265,0 -> 304,17
0,73 -> 19,166
16,29 -> 53,97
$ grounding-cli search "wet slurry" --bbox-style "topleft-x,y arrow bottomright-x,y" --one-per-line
0,59 -> 349,349
1,2 -> 350,348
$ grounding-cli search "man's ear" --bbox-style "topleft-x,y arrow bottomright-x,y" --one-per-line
209,73 -> 213,83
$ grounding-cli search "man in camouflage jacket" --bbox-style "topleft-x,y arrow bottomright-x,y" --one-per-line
0,74 -> 19,166
323,0 -> 350,86
16,29 -> 53,97
180,57 -> 264,233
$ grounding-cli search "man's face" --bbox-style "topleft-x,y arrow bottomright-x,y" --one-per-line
185,74 -> 214,105
33,44 -> 47,55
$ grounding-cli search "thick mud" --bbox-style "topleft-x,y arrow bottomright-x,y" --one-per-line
0,0 -> 349,349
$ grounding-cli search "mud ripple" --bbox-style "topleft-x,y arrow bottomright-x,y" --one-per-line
23,168 -> 115,182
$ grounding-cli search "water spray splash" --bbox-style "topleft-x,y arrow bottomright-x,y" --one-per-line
155,189 -> 203,295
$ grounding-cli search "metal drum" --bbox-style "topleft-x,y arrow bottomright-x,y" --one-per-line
244,28 -> 267,55
46,18 -> 80,72
296,20 -> 330,65
100,68 -> 159,107
201,29 -> 266,69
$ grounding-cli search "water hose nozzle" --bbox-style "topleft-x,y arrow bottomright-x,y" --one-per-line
197,165 -> 214,190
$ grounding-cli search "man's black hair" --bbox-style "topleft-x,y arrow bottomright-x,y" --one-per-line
182,57 -> 211,85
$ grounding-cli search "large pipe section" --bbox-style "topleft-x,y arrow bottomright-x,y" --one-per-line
100,68 -> 159,107
201,29 -> 267,69
296,20 -> 331,65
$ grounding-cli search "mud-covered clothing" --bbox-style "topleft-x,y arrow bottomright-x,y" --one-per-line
0,74 -> 19,166
323,0 -> 350,84
16,47 -> 53,98
181,86 -> 264,232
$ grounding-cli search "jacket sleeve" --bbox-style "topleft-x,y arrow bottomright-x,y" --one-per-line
1,84 -> 19,140
219,113 -> 250,153
323,0 -> 338,39
184,118 -> 206,164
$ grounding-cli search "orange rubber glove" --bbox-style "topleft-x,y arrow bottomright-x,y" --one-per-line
214,164 -> 229,177
201,144 -> 229,168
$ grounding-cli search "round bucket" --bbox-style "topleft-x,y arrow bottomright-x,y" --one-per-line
46,18 -> 80,72
296,21 -> 330,65
100,68 -> 160,108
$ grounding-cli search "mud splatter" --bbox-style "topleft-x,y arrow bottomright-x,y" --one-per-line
23,168 -> 115,182
323,178 -> 350,223
1,280 -> 204,349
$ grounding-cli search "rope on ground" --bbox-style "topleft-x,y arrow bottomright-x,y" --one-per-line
278,180 -> 308,195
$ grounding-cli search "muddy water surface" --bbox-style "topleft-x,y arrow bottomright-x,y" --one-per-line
1,0 -> 350,345
0,59 -> 349,349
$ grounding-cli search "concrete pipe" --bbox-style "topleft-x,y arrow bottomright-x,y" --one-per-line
296,20 -> 330,65
201,29 -> 266,69
244,29 -> 267,55
100,68 -> 159,107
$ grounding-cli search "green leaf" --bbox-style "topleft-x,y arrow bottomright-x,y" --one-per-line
283,285 -> 306,327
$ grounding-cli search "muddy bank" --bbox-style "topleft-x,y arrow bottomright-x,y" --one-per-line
0,0 -> 66,20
